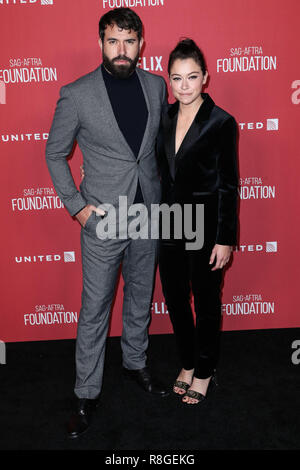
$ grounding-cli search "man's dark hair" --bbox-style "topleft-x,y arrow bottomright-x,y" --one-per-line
168,38 -> 207,75
99,8 -> 143,42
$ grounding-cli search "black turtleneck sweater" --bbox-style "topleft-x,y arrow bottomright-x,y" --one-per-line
101,64 -> 148,203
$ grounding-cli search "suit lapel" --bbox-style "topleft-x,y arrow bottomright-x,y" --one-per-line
93,66 -> 136,161
135,68 -> 151,161
175,119 -> 202,172
162,102 -> 178,180
165,94 -> 215,175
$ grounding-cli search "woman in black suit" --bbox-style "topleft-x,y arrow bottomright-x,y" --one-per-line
157,39 -> 238,405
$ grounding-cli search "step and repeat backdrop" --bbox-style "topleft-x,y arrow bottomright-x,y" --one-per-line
0,0 -> 299,342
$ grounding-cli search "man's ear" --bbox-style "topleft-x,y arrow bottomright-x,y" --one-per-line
98,38 -> 103,52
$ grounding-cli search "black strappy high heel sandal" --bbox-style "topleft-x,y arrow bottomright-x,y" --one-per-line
182,370 -> 218,405
173,379 -> 190,395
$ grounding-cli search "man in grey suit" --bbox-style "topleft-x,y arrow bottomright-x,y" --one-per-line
46,8 -> 168,439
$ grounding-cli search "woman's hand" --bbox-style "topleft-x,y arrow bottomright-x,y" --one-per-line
209,244 -> 232,271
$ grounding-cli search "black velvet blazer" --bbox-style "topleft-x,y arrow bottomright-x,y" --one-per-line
156,93 -> 239,246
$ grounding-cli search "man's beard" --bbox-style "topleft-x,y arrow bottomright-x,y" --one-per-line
102,52 -> 139,79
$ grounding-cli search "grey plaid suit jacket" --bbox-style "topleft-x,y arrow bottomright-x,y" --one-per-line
46,65 -> 166,218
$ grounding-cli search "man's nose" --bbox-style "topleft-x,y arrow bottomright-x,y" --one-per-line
118,41 -> 126,56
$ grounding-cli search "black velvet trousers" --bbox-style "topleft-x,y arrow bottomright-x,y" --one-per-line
159,237 -> 223,379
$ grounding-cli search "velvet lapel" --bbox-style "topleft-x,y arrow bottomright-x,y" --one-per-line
163,101 -> 178,180
166,94 -> 215,176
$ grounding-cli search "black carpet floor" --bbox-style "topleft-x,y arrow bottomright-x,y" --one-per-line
0,328 -> 299,452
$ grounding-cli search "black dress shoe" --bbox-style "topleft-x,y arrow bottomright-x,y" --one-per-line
123,366 -> 169,397
67,397 -> 99,439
